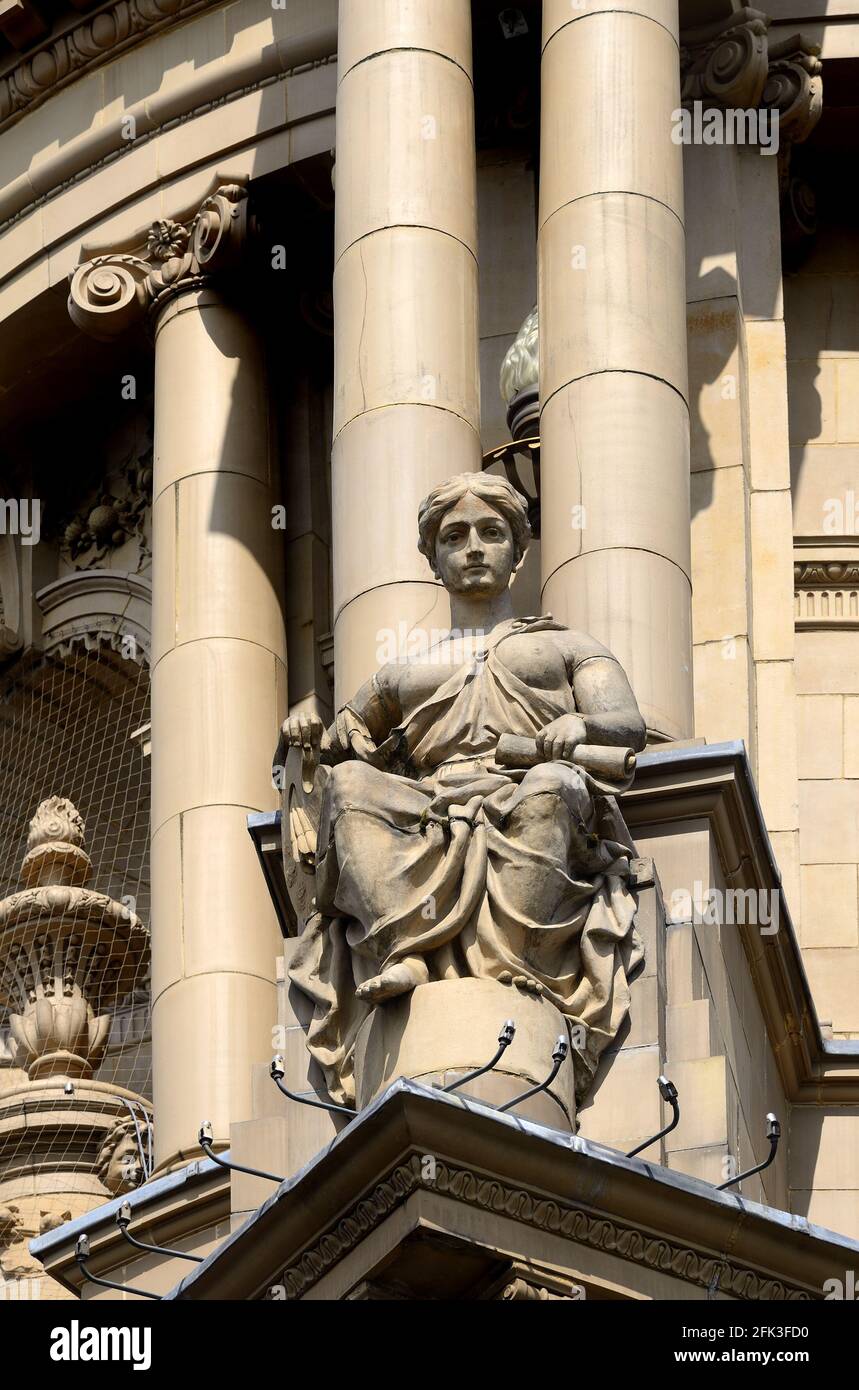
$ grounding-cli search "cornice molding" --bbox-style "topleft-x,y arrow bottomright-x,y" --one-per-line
68,182 -> 249,338
276,1153 -> 812,1302
0,27 -> 336,243
795,557 -> 859,630
0,0 -> 225,134
623,743 -> 859,1102
162,1084 -> 858,1302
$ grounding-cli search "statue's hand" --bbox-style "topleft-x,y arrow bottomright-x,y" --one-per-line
536,714 -> 588,763
283,714 -> 325,751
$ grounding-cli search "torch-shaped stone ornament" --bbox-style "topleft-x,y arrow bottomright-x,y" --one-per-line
0,797 -> 148,1079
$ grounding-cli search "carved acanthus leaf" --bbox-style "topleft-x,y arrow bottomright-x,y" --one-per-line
68,184 -> 249,339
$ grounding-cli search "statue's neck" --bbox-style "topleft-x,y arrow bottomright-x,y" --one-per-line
447,590 -> 516,635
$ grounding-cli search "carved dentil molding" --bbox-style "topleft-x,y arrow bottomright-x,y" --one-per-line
68,183 -> 249,341
37,569 -> 152,664
795,559 -> 859,630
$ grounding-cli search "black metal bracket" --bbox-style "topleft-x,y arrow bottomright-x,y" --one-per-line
116,1202 -> 203,1263
198,1123 -> 284,1184
626,1076 -> 680,1158
442,1020 -> 516,1093
498,1035 -> 568,1113
75,1234 -> 161,1301
717,1114 -> 781,1191
270,1055 -> 355,1117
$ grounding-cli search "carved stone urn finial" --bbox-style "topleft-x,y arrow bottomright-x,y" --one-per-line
21,796 -> 90,889
0,798 -> 148,1080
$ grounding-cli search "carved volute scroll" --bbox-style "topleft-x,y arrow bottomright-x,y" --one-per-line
680,9 -> 823,147
680,7 -> 771,111
68,183 -> 250,340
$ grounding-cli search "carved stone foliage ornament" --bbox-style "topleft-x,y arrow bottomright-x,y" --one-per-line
0,0 -> 222,132
0,797 -> 148,1079
68,183 -> 249,340
59,447 -> 152,571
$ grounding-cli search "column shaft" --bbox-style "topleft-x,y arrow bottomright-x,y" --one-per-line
150,288 -> 287,1171
332,0 -> 481,701
538,0 -> 693,740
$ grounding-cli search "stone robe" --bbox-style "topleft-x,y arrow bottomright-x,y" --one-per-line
290,618 -> 643,1107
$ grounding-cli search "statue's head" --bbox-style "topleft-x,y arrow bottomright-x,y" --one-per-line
418,474 -> 531,599
96,1120 -> 146,1195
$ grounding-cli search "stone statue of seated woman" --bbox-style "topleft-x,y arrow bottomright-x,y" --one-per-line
276,473 -> 647,1115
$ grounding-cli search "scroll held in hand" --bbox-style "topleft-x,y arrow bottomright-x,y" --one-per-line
495,734 -> 636,783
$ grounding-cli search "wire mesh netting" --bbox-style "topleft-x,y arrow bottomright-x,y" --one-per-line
0,645 -> 151,1125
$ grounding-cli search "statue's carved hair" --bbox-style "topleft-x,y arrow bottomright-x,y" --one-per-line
417,474 -> 531,578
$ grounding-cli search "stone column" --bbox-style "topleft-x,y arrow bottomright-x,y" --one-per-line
538,0 -> 692,741
332,0 -> 481,701
69,187 -> 287,1171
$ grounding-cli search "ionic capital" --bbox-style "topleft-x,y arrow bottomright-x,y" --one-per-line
763,33 -> 823,146
680,7 -> 771,112
68,182 -> 250,341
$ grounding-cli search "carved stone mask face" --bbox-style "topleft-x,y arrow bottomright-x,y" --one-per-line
106,1136 -> 142,1194
433,493 -> 515,598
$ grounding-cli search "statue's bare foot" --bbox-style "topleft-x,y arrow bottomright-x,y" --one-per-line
356,956 -> 429,1004
513,974 -> 544,996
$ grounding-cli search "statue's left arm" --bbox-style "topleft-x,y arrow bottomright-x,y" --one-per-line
536,634 -> 646,761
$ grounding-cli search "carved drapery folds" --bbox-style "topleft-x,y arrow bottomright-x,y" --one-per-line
68,183 -> 249,340
0,796 -> 148,1079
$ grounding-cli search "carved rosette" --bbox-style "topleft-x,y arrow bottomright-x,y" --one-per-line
0,798 -> 148,1080
68,183 -> 249,340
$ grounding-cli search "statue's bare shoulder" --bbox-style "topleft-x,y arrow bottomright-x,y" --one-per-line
542,624 -> 620,674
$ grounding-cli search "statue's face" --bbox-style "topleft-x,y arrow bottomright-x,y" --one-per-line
106,1136 -> 142,1194
434,492 -> 515,598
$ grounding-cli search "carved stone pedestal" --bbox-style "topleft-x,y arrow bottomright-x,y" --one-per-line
354,979 -> 577,1131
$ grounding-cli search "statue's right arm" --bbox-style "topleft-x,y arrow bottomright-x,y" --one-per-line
281,666 -> 401,765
